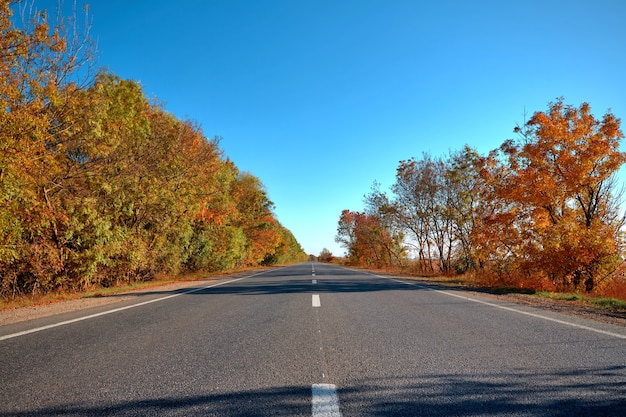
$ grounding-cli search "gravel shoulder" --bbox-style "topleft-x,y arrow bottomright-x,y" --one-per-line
399,275 -> 626,328
0,275 -> 243,326
479,290 -> 626,327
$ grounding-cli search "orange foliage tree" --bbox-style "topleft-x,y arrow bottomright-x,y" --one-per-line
338,100 -> 625,293
0,2 -> 306,297
0,0 -> 95,293
335,209 -> 405,268
231,172 -> 281,266
478,100 -> 625,292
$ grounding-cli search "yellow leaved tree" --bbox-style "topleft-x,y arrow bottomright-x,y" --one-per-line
479,99 -> 625,292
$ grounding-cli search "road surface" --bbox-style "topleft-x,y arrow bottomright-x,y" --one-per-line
1,263 -> 625,416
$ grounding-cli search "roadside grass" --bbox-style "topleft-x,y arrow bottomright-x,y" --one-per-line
536,291 -> 582,302
421,271 -> 626,310
536,291 -> 626,310
590,297 -> 626,309
0,276 -> 183,311
0,267 -> 269,311
352,264 -> 626,312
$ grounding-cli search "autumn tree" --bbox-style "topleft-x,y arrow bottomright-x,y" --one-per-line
391,157 -> 433,271
318,248 -> 333,263
0,0 -> 96,294
445,146 -> 484,272
185,158 -> 245,272
391,155 -> 457,273
231,172 -> 281,266
363,182 -> 406,268
265,224 -> 307,265
336,99 -> 625,293
480,100 -> 625,292
335,209 -> 403,268
335,210 -> 369,265
0,2 -> 306,297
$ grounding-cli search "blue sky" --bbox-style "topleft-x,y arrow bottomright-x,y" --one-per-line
35,0 -> 626,256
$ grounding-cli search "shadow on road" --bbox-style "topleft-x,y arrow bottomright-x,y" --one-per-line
4,366 -> 625,416
338,366 -> 626,416
102,277 -> 421,298
100,267 -> 425,298
195,277 -> 418,296
1,385 -> 311,416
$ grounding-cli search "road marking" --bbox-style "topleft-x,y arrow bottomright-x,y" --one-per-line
312,279 -> 317,284
0,271 -> 273,342
388,278 -> 626,340
312,294 -> 321,307
312,384 -> 342,417
312,273 -> 316,276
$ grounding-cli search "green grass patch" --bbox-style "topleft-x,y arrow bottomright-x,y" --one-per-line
588,297 -> 626,310
537,291 -> 583,302
536,291 -> 626,309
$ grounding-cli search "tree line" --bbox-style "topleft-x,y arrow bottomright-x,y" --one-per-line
0,2 -> 306,297
336,100 -> 625,293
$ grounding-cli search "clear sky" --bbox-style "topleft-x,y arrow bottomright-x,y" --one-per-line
35,0 -> 626,257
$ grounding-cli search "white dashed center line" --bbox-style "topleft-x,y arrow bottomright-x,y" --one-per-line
312,294 -> 321,307
309,277 -> 341,416
312,384 -> 342,416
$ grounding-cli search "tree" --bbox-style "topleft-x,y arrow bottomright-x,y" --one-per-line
231,172 -> 281,266
392,155 -> 455,273
265,224 -> 307,265
318,248 -> 333,263
335,209 -> 403,268
445,146 -> 484,272
481,99 -> 625,291
0,2 -> 307,297
363,182 -> 406,268
1,0 -> 96,294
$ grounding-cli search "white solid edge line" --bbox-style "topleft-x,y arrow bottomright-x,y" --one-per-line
0,270 -> 272,342
387,278 -> 626,340
312,294 -> 321,307
312,383 -> 342,417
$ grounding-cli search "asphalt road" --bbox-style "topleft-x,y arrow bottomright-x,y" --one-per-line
1,263 -> 625,416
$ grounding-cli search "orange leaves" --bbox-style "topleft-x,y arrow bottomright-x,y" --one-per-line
0,3 -> 305,297
526,100 -> 625,190
478,99 -> 625,292
335,208 -> 403,268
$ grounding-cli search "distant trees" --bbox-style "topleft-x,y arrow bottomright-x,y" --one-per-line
0,2 -> 306,297
318,248 -> 333,263
335,207 -> 405,268
337,99 -> 625,292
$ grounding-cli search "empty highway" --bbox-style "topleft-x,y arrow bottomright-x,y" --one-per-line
1,263 -> 625,416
